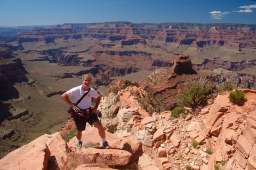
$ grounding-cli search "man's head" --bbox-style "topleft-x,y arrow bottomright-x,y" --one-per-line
82,74 -> 92,91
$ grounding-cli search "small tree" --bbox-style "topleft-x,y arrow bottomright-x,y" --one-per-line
178,78 -> 214,110
229,90 -> 246,105
171,106 -> 185,118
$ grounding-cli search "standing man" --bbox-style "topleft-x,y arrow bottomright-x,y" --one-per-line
61,74 -> 109,149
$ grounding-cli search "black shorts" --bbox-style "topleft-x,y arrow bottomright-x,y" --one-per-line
72,112 -> 99,131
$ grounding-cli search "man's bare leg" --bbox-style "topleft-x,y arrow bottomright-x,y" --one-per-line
93,121 -> 106,139
93,121 -> 109,148
76,131 -> 82,141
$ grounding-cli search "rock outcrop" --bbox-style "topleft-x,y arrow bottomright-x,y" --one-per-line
173,54 -> 197,75
140,55 -> 198,111
18,23 -> 256,49
0,127 -> 142,170
98,85 -> 256,170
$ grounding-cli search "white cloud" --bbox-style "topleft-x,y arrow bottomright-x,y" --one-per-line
209,4 -> 256,20
240,4 -> 256,9
235,4 -> 256,13
209,11 -> 229,20
236,9 -> 253,13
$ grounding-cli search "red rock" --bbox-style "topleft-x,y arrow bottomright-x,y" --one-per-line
153,128 -> 166,148
68,127 -> 141,155
232,159 -> 249,170
75,164 -> 117,170
233,151 -> 247,169
248,110 -> 256,121
121,135 -> 142,160
200,107 -> 209,115
195,130 -> 208,144
219,106 -> 229,112
47,132 -> 68,169
210,117 -> 222,137
162,162 -> 172,170
0,134 -> 51,170
67,127 -> 142,167
243,124 -> 256,145
224,158 -> 235,170
157,157 -> 170,170
247,117 -> 256,129
138,153 -> 159,170
214,148 -> 224,162
223,129 -> 238,145
157,147 -> 167,157
248,144 -> 256,169
169,133 -> 181,148
141,116 -> 155,125
196,95 -> 229,143
222,112 -> 241,129
236,135 -> 254,158
70,148 -> 131,166
244,116 -> 256,143
163,126 -> 175,138
160,111 -> 172,120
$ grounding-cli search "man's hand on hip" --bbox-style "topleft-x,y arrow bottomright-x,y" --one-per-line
72,105 -> 81,112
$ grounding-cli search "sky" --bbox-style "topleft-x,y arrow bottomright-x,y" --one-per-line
0,0 -> 256,26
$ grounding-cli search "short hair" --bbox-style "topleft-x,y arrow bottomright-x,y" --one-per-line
82,74 -> 92,81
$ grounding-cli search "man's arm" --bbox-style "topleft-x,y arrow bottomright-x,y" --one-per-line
61,93 -> 73,107
61,93 -> 80,112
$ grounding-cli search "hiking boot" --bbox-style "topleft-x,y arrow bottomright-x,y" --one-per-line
76,141 -> 83,149
99,141 -> 109,149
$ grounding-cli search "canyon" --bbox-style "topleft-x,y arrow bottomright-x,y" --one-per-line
0,22 -> 256,169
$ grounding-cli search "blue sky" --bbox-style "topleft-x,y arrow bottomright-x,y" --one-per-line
0,0 -> 256,26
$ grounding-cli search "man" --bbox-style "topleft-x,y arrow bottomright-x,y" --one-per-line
61,74 -> 108,149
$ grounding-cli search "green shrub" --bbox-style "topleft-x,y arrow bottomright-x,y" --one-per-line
206,148 -> 213,155
133,89 -> 160,113
229,90 -> 246,105
178,79 -> 214,109
192,139 -> 199,149
64,129 -> 76,142
214,163 -> 220,170
171,106 -> 185,118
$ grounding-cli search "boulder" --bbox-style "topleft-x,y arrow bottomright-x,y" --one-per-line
75,165 -> 117,170
138,153 -> 159,170
157,147 -> 167,157
169,132 -> 181,148
153,128 -> 166,148
248,144 -> 256,169
116,108 -> 136,133
173,55 -> 196,75
69,148 -> 131,166
0,134 -> 51,170
98,93 -> 120,118
235,134 -> 254,158
47,132 -> 68,170
68,127 -> 141,167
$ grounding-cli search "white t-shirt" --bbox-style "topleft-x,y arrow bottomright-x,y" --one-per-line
65,85 -> 100,109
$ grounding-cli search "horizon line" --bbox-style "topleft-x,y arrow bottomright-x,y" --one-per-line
1,21 -> 256,28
